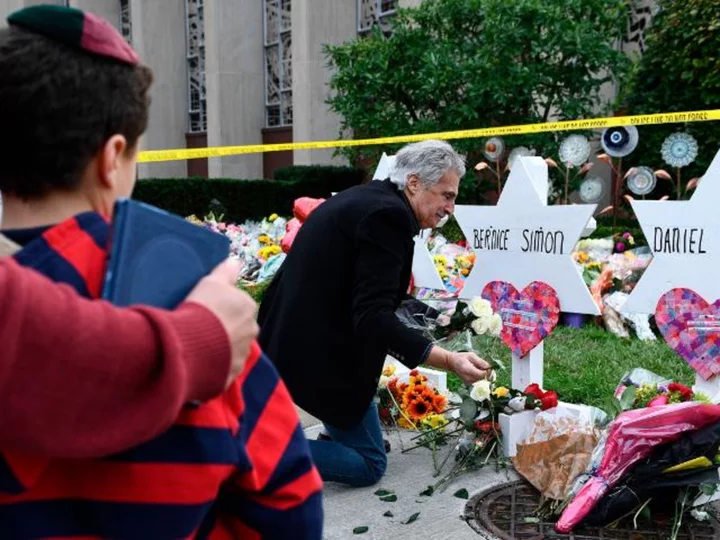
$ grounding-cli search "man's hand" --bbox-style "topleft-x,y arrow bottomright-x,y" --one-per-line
447,351 -> 492,385
425,346 -> 492,384
185,259 -> 259,387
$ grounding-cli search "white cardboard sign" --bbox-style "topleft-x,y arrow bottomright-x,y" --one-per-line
623,149 -> 720,315
623,149 -> 720,401
373,152 -> 396,181
455,156 -> 600,315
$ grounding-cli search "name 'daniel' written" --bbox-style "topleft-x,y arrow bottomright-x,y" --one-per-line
473,227 -> 565,255
654,227 -> 707,254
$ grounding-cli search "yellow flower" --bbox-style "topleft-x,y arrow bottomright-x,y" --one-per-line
258,234 -> 272,244
398,417 -> 415,430
493,386 -> 510,398
574,251 -> 590,264
382,364 -> 396,377
186,215 -> 203,225
258,244 -> 282,260
422,414 -> 448,430
268,213 -> 279,222
433,255 -> 448,267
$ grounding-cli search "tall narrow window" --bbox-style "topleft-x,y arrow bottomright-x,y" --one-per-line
264,0 -> 292,127
119,0 -> 132,44
358,0 -> 397,34
185,0 -> 207,133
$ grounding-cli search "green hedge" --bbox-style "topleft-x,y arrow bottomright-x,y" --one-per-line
273,164 -> 367,184
133,174 -> 362,223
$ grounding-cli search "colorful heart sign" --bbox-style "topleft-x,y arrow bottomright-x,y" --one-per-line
655,288 -> 720,380
481,280 -> 560,357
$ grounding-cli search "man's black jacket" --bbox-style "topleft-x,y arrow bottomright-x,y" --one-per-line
258,180 -> 432,428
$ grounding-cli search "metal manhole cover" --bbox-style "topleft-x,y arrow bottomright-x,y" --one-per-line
464,480 -> 720,539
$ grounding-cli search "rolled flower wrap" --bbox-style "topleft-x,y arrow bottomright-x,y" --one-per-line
555,402 -> 720,533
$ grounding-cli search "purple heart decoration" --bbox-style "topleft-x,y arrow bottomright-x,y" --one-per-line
655,288 -> 720,380
481,280 -> 560,357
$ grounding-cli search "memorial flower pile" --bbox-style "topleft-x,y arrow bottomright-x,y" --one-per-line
186,211 -> 288,283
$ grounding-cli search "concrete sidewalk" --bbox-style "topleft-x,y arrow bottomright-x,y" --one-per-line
301,415 -> 515,540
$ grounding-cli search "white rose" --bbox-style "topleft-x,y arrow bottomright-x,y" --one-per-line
488,313 -> 503,337
470,380 -> 492,402
508,396 -> 527,412
469,297 -> 493,318
471,316 -> 489,335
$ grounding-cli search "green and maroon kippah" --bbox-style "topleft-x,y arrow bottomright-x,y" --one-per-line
7,5 -> 139,65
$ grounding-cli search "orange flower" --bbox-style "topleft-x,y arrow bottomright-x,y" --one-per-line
432,394 -> 447,413
407,397 -> 433,420
410,373 -> 428,385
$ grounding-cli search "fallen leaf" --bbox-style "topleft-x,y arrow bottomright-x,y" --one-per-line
419,486 -> 434,497
454,488 -> 469,499
383,511 -> 394,518
380,494 -> 398,502
374,489 -> 393,497
403,512 -> 420,525
353,526 -> 369,534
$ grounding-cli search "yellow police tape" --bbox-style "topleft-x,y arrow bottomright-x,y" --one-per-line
137,109 -> 720,163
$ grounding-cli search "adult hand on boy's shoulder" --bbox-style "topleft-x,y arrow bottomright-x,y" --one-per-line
186,259 -> 259,386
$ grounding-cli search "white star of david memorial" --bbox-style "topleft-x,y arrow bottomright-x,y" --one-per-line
454,156 -> 600,315
622,149 -> 720,315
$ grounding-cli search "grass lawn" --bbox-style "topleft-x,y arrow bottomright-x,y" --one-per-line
446,322 -> 695,412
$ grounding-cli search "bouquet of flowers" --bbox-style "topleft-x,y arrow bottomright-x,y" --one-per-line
425,378 -> 559,492
610,368 -> 710,416
376,365 -> 449,431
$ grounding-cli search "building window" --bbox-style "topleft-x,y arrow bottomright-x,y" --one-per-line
264,0 -> 292,127
119,0 -> 132,44
185,0 -> 207,133
358,0 -> 397,34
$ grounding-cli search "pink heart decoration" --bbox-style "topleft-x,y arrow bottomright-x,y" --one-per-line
481,281 -> 560,358
655,288 -> 720,380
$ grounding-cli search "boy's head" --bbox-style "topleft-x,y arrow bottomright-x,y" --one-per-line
0,5 -> 153,217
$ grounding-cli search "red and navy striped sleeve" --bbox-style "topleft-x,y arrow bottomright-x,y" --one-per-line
202,347 -> 324,539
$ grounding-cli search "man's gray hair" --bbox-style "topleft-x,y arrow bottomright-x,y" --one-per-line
389,140 -> 466,190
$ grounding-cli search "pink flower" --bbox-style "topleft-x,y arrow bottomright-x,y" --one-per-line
615,242 -> 626,252
622,232 -> 631,239
647,394 -> 669,407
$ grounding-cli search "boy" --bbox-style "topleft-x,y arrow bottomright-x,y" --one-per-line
0,6 -> 322,538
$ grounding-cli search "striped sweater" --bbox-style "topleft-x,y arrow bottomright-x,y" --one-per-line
1,211 -> 323,539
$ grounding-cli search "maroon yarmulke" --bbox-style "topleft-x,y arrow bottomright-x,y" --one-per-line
8,5 -> 139,65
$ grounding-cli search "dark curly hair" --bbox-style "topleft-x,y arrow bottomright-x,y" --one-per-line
0,26 -> 153,198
